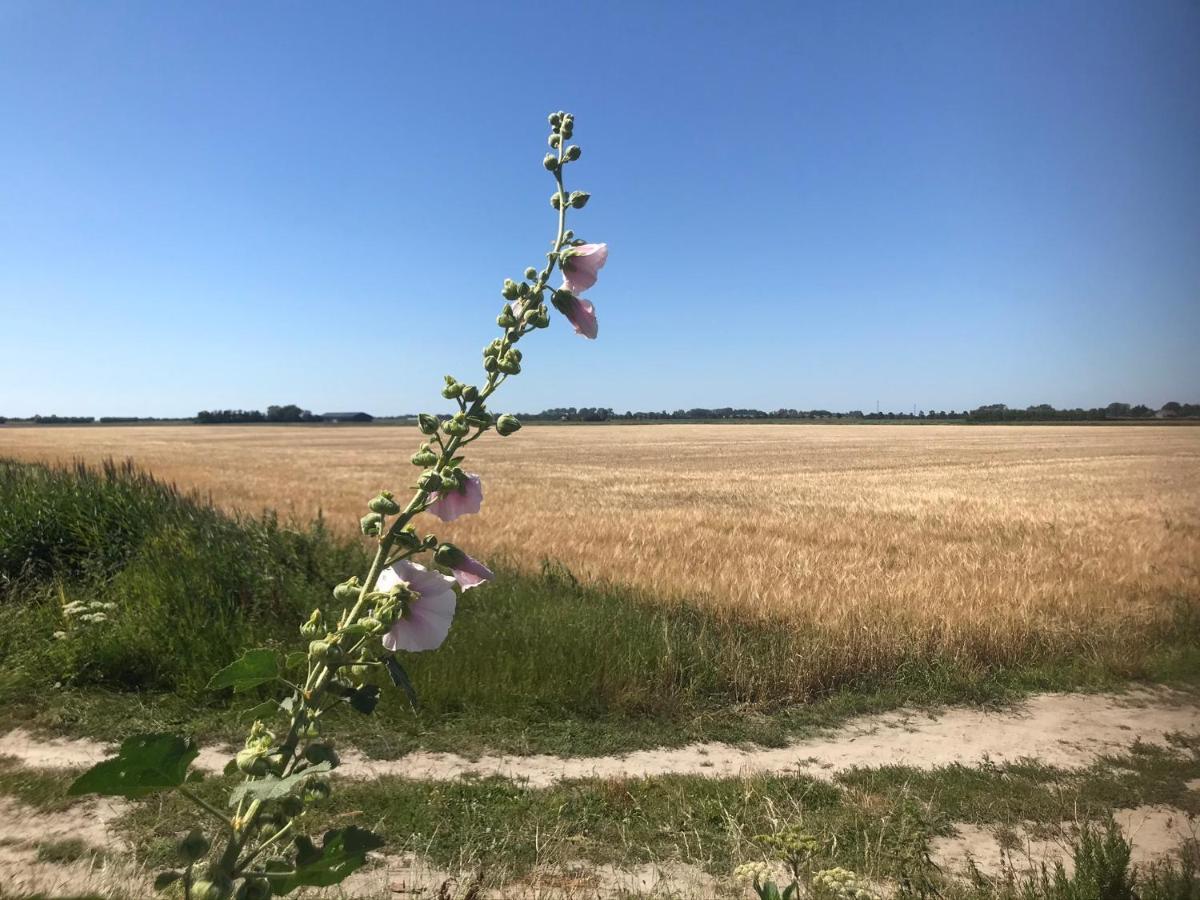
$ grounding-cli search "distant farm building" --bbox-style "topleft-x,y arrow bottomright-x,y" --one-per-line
320,412 -> 374,423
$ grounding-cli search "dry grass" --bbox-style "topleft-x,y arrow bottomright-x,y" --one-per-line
3,423 -> 1198,687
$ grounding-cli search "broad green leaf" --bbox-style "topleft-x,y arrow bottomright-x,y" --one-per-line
239,699 -> 283,721
227,761 -> 331,806
285,651 -> 308,671
266,827 -> 385,895
68,733 -> 198,798
207,648 -> 279,693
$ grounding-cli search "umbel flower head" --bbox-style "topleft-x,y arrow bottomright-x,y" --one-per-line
377,560 -> 458,652
427,473 -> 483,522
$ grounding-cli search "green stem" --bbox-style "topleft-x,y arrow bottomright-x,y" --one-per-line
179,787 -> 234,832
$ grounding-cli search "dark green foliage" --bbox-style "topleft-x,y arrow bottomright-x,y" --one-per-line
67,733 -> 198,798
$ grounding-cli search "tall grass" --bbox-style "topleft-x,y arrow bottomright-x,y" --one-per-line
1,458 -> 1197,752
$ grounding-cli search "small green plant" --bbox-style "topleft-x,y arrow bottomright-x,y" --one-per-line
736,827 -> 880,900
63,110 -> 608,899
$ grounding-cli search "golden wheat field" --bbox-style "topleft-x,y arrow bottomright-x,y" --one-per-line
3,423 -> 1198,677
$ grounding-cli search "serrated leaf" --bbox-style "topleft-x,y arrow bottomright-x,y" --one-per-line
207,648 -> 279,693
239,699 -> 283,721
227,761 -> 331,806
266,827 -> 385,895
68,733 -> 198,798
384,656 -> 419,709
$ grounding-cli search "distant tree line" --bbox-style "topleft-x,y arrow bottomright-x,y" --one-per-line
515,402 -> 1200,423
196,404 -> 323,424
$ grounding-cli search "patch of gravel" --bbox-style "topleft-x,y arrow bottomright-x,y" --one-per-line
2,688 -> 1196,787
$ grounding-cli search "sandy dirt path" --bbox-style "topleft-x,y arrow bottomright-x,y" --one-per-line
2,688 -> 1196,786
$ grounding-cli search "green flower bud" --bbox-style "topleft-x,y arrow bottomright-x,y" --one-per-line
550,192 -> 563,210
368,492 -> 401,515
236,748 -> 270,777
441,376 -> 463,399
461,384 -> 479,401
333,577 -> 361,602
531,305 -> 551,328
417,413 -> 440,434
304,742 -> 341,769
192,879 -> 234,900
305,778 -> 332,803
411,445 -> 437,467
358,616 -> 384,634
483,338 -> 503,358
178,828 -> 210,863
495,414 -> 522,436
236,877 -> 272,900
548,133 -> 561,149
569,191 -> 590,208
542,153 -> 558,171
418,471 -> 443,491
524,267 -> 538,280
299,608 -> 323,639
483,355 -> 500,373
308,639 -> 343,665
442,414 -> 470,436
548,111 -> 562,127
565,145 -> 581,161
395,526 -> 422,550
498,353 -> 521,375
433,542 -> 466,567
360,512 -> 383,536
465,411 -> 492,429
496,305 -> 518,328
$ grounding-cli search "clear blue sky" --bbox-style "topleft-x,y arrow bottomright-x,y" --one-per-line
1,1 -> 1197,417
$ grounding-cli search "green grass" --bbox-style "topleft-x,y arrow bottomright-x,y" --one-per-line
2,457 -> 1199,759
99,735 -> 1200,894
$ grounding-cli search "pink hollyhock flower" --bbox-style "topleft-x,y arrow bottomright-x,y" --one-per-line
561,294 -> 598,339
560,243 -> 608,294
435,543 -> 495,590
377,560 -> 458,653
427,473 -> 483,522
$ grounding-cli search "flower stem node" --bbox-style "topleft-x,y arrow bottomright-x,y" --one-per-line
495,414 -> 522,436
368,492 -> 401,516
360,512 -> 384,536
417,413 -> 440,435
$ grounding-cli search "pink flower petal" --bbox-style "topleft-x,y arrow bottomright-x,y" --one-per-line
564,297 -> 598,339
427,474 -> 483,522
378,561 -> 458,652
561,243 -> 608,294
452,554 -> 495,590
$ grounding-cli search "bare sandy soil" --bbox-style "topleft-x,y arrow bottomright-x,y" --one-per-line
2,688 -> 1196,786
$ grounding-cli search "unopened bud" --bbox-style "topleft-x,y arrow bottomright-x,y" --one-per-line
304,742 -> 341,768
360,512 -> 383,536
333,578 -> 361,602
548,112 -> 562,127
411,445 -> 437,467
565,145 -> 581,161
569,191 -> 590,209
358,617 -> 384,634
417,413 -> 439,434
550,193 -> 563,210
543,153 -> 558,171
461,384 -> 479,401
300,608 -> 324,639
434,542 -> 466,567
236,748 -> 270,777
395,526 -> 423,550
418,471 -> 442,492
524,267 -> 539,281
495,414 -> 522,436
497,305 -> 517,328
368,492 -> 401,515
501,279 -> 520,300
442,415 -> 470,436
441,376 -> 463,399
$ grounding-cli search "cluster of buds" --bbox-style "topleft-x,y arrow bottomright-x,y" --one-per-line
810,868 -> 879,900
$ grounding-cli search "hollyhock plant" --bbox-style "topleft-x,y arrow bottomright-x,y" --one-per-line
377,560 -> 458,653
69,109 -> 605,899
428,472 -> 483,522
561,242 -> 608,293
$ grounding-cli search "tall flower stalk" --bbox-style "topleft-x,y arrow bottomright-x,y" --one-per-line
67,110 -> 607,900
